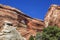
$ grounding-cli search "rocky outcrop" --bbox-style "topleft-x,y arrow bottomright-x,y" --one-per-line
0,4 -> 44,40
44,4 -> 60,27
0,4 -> 60,40
0,21 -> 26,40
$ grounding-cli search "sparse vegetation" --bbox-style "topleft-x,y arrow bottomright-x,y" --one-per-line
42,26 -> 60,40
29,35 -> 34,40
29,26 -> 60,40
35,32 -> 42,40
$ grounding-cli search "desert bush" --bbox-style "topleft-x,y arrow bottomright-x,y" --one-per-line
42,26 -> 60,40
35,32 -> 42,40
29,26 -> 60,40
29,35 -> 34,40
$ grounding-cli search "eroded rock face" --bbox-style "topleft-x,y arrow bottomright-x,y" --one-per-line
1,4 -> 60,40
44,4 -> 60,27
22,19 -> 44,40
18,19 -> 44,40
0,4 -> 44,40
0,21 -> 26,40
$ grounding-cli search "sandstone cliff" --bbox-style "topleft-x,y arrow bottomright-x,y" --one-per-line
44,4 -> 60,27
0,4 -> 44,40
0,4 -> 60,40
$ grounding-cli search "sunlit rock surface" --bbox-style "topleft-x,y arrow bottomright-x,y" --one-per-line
0,21 -> 26,40
0,4 -> 44,40
0,4 -> 60,40
44,4 -> 60,27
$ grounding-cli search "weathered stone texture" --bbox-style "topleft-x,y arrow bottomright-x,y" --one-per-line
44,4 -> 60,27
0,4 -> 44,40
0,4 -> 60,40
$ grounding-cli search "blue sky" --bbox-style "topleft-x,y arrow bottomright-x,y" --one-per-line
0,0 -> 60,20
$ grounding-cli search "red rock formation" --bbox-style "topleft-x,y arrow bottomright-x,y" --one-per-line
0,4 -> 44,40
27,19 -> 44,31
44,4 -> 60,27
1,4 -> 60,40
18,18 -> 44,40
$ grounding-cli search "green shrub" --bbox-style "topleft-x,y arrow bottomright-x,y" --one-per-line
35,26 -> 60,40
42,26 -> 60,40
29,35 -> 34,40
29,26 -> 60,40
35,32 -> 42,40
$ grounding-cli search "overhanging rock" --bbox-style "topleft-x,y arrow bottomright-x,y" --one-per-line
0,4 -> 44,40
